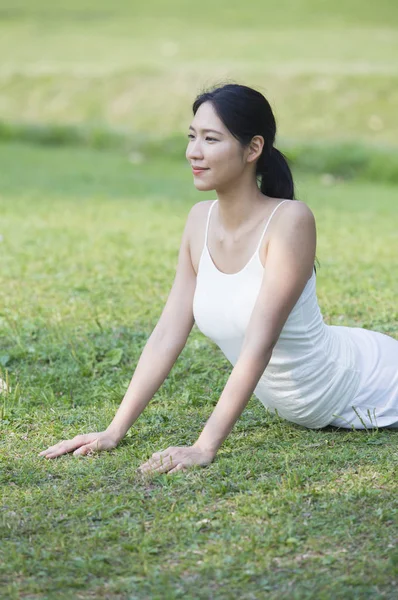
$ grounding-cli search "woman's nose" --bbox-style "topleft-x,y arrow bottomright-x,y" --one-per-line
186,139 -> 204,160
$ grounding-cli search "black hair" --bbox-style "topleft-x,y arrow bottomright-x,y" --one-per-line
192,83 -> 320,274
192,83 -> 295,200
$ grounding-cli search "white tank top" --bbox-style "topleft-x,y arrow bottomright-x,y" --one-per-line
193,199 -> 361,428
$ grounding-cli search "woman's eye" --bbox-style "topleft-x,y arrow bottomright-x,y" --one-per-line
187,134 -> 217,142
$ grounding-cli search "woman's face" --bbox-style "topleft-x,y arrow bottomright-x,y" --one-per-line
186,101 -> 247,192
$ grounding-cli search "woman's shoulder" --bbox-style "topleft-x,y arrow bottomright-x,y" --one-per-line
269,200 -> 316,261
193,199 -> 216,211
185,201 -> 217,275
185,200 -> 216,236
273,199 -> 315,227
186,199 -> 216,224
260,199 -> 315,254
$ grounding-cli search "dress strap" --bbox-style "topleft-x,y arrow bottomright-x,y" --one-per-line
204,199 -> 218,247
205,198 -> 290,252
255,199 -> 291,253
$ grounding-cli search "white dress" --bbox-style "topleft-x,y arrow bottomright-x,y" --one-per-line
193,199 -> 398,429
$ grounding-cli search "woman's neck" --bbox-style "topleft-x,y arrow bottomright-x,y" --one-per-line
215,181 -> 268,235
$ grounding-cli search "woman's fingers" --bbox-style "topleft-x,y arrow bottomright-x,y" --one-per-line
139,459 -> 168,473
138,447 -> 204,475
139,450 -> 169,471
38,440 -> 74,458
38,432 -> 118,460
142,460 -> 185,475
152,456 -> 176,473
167,463 -> 184,475
73,439 -> 100,456
139,453 -> 176,474
38,435 -> 91,458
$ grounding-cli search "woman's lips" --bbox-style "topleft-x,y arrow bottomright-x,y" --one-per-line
192,167 -> 209,175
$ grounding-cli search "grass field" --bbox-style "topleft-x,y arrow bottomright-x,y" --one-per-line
0,142 -> 397,599
0,0 -> 398,144
1,1 -> 398,599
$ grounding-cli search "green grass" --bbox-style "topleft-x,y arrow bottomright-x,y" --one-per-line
1,121 -> 398,185
0,0 -> 397,144
1,2 -> 397,597
1,142 -> 397,599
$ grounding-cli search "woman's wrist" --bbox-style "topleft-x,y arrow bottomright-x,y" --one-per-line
105,423 -> 126,445
192,440 -> 218,460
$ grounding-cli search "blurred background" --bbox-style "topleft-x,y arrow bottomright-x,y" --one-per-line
0,0 -> 397,160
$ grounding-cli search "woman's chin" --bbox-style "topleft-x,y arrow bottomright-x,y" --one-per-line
193,181 -> 214,192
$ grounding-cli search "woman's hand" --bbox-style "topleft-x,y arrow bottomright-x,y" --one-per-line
137,445 -> 215,475
38,431 -> 118,459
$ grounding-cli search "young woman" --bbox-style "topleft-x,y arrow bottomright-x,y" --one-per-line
39,84 -> 398,473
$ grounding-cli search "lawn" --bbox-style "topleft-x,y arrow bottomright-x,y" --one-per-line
1,1 -> 397,598
0,0 -> 397,144
0,142 -> 397,599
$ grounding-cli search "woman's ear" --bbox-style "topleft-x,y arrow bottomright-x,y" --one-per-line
246,135 -> 264,164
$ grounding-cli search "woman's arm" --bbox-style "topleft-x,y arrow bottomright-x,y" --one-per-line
138,348 -> 273,474
105,326 -> 191,443
193,349 -> 273,457
194,201 -> 316,456
139,201 -> 316,473
39,203 -> 201,458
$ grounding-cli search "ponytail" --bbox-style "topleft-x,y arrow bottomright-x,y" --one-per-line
192,84 -> 295,200
257,147 -> 295,200
192,83 -> 317,272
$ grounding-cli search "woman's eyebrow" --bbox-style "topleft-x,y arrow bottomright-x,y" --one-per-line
189,126 -> 223,135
